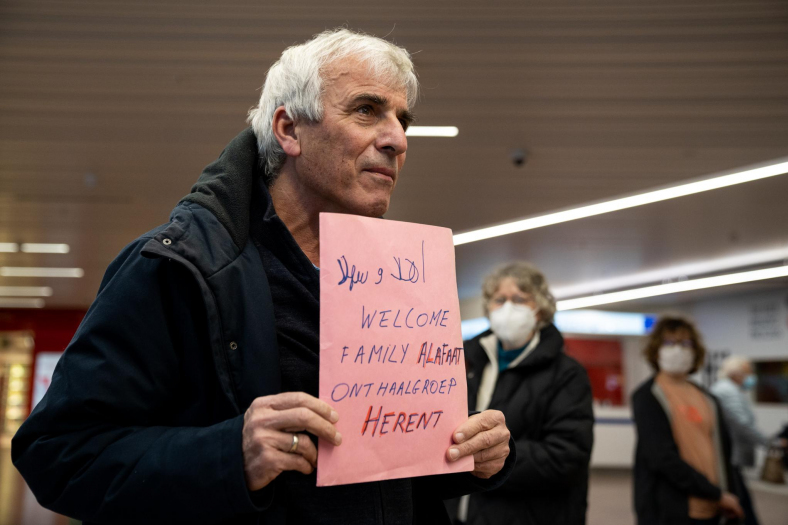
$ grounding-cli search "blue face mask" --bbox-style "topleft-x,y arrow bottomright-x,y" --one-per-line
742,375 -> 757,390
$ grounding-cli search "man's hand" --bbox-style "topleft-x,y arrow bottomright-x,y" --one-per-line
242,392 -> 341,491
719,491 -> 744,520
446,410 -> 510,479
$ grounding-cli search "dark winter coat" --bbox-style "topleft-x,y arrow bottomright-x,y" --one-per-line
12,128 -> 512,525
451,325 -> 594,525
632,377 -> 741,525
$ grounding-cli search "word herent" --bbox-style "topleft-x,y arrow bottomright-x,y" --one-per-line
361,405 -> 444,437
416,342 -> 462,368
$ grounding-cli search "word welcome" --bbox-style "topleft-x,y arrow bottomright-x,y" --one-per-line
361,306 -> 450,329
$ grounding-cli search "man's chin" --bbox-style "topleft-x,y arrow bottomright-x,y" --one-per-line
352,197 -> 390,218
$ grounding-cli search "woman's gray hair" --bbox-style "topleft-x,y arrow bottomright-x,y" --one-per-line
247,28 -> 419,183
482,261 -> 557,323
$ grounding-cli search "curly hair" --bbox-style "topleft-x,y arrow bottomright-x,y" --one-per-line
481,261 -> 556,323
643,316 -> 707,374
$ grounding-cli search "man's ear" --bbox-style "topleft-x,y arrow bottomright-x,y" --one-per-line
272,106 -> 301,157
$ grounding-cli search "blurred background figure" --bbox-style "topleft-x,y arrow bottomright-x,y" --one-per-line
632,316 -> 744,525
711,356 -> 786,525
449,261 -> 594,525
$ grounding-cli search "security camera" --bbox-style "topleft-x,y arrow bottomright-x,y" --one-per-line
511,149 -> 527,168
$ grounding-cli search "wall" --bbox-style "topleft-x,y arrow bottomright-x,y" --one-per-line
0,309 -> 87,415
0,309 -> 86,355
689,288 -> 788,436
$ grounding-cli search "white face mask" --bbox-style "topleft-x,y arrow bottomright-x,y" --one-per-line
658,345 -> 695,375
489,301 -> 537,349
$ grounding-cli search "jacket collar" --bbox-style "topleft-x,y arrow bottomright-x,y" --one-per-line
179,127 -> 269,252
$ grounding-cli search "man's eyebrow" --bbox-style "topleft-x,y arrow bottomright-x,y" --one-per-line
351,93 -> 389,107
350,93 -> 415,125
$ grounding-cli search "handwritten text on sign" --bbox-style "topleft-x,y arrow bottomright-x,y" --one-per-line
317,213 -> 473,486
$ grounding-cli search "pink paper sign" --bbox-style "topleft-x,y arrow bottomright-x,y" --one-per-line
317,213 -> 473,486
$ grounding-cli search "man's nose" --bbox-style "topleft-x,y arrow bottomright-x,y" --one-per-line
377,115 -> 408,157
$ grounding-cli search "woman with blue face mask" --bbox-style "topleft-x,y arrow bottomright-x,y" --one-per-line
632,317 -> 745,525
447,261 -> 594,525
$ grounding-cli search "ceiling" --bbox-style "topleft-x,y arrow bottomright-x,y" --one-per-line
2,0 -> 788,311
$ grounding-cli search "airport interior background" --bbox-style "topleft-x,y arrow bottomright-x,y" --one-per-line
1,1 -> 788,523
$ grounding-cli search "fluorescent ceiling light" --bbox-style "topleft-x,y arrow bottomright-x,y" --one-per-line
0,243 -> 19,252
556,265 -> 788,311
462,310 -> 656,338
406,126 -> 458,137
0,298 -> 45,308
0,267 -> 84,278
0,286 -> 53,297
551,245 -> 788,299
454,158 -> 788,246
21,243 -> 70,254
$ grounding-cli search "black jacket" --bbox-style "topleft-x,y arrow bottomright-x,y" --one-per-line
451,325 -> 594,525
632,377 -> 740,525
12,128 -> 512,525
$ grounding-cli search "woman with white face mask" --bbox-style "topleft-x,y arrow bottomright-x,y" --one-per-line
632,317 -> 745,525
447,262 -> 594,525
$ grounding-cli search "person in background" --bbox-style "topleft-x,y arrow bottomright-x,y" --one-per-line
632,316 -> 745,525
711,356 -> 785,525
449,261 -> 594,525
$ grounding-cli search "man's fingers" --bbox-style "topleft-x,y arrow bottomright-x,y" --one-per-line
472,458 -> 506,479
276,432 -> 318,466
472,441 -> 509,464
452,410 -> 505,444
257,392 -> 339,424
447,426 -> 508,461
273,449 -> 315,476
270,407 -> 343,445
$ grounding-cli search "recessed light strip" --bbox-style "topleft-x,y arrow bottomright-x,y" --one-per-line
453,158 -> 788,246
0,286 -> 53,297
0,243 -> 71,253
551,245 -> 788,299
0,267 -> 84,278
556,265 -> 788,311
405,126 -> 459,137
0,298 -> 45,308
21,243 -> 70,254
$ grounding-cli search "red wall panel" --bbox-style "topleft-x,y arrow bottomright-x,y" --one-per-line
564,338 -> 623,406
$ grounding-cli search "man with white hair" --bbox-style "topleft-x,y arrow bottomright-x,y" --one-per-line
712,357 -> 769,467
711,356 -> 770,525
12,29 -> 514,524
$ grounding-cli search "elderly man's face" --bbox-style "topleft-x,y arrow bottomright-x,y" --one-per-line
292,58 -> 411,217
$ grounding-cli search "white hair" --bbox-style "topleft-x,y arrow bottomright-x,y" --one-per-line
247,28 -> 419,182
718,356 -> 752,380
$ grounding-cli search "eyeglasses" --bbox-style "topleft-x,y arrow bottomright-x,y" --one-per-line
489,295 -> 536,307
662,338 -> 694,348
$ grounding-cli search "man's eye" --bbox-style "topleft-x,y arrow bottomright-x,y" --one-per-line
357,105 -> 373,116
399,119 -> 409,131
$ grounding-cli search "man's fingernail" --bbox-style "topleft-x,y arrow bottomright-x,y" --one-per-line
330,410 -> 339,423
449,448 -> 460,460
334,432 -> 343,445
455,432 -> 465,443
